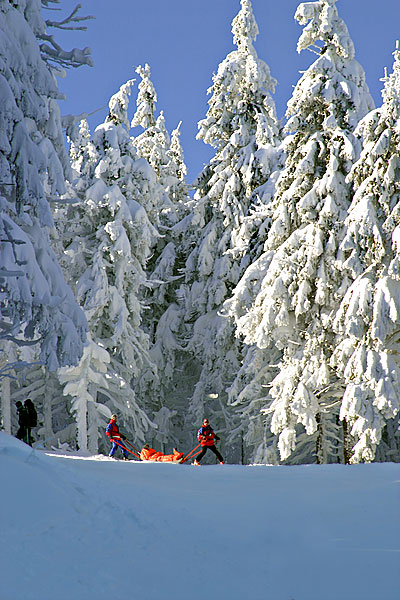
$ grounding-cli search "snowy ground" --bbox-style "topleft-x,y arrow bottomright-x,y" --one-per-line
0,432 -> 399,600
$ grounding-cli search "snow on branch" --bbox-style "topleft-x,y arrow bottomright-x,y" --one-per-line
39,2 -> 94,69
39,39 -> 93,69
0,359 -> 41,382
44,2 -> 94,31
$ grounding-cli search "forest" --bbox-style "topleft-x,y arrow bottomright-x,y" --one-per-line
1,0 -> 400,465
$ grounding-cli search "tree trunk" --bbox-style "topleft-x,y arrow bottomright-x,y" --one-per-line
0,344 -> 14,434
1,371 -> 12,434
342,420 -> 352,464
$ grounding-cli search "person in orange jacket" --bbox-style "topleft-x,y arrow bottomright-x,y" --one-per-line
140,444 -> 184,463
193,418 -> 224,465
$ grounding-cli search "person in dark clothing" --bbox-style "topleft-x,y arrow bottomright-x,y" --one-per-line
24,399 -> 37,446
193,418 -> 224,465
15,401 -> 29,445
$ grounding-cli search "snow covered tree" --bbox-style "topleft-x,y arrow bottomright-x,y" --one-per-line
131,64 -> 182,226
331,43 -> 400,463
131,64 -> 192,448
0,0 -> 92,434
227,0 -> 374,463
180,0 -> 280,461
55,80 -> 161,452
0,0 -> 88,365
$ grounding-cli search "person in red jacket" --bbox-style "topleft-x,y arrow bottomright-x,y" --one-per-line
193,418 -> 224,465
106,414 -> 129,459
140,444 -> 184,463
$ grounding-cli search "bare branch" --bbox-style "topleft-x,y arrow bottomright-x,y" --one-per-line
39,3 -> 95,70
45,4 -> 95,31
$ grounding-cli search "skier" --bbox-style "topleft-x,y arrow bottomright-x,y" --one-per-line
140,444 -> 184,463
193,418 -> 224,465
106,414 -> 130,460
24,399 -> 37,446
15,401 -> 29,444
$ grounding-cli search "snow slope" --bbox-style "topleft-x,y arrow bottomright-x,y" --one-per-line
0,432 -> 399,600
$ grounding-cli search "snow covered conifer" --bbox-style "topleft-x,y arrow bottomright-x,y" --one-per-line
0,0 -> 87,374
181,0 -> 280,459
131,65 -> 193,445
228,0 -> 374,463
331,43 -> 400,463
169,122 -> 188,205
131,64 -> 187,227
56,80 -> 160,452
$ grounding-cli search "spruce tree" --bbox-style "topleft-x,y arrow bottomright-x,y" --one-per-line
0,1 -> 89,434
131,65 -> 191,449
0,0 -> 88,368
332,43 -> 400,463
227,0 -> 374,463
182,0 -> 280,461
56,80 -> 160,452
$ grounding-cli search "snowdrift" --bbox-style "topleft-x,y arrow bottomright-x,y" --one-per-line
1,432 -> 399,600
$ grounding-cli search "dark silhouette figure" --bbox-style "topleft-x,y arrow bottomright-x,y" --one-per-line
15,401 -> 29,444
24,399 -> 37,446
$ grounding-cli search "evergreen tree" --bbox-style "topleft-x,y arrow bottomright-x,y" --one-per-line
332,43 -> 400,463
182,0 -> 280,461
131,64 -> 175,226
55,80 -> 160,452
0,0 -> 90,433
0,0 -> 88,367
227,0 -> 374,463
131,65 -> 191,448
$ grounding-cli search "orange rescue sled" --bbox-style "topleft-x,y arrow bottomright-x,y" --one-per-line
140,445 -> 185,463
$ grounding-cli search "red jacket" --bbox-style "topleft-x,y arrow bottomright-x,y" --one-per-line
197,425 -> 219,447
106,420 -> 121,440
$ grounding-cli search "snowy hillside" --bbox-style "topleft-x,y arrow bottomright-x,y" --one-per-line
1,433 -> 399,600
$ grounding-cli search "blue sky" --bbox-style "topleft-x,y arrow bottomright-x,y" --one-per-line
55,0 -> 400,182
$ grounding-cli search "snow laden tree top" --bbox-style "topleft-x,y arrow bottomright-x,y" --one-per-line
197,0 -> 279,151
106,79 -> 135,130
331,43 -> 400,463
232,0 -> 259,49
227,0 -> 374,462
287,0 -> 373,134
131,64 -> 157,130
0,0 -> 87,370
295,0 -> 354,61
131,64 -> 184,228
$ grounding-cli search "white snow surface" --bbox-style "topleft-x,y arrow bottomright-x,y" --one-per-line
1,432 -> 399,600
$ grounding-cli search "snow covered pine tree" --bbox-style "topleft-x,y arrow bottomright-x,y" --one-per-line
332,43 -> 400,463
130,63 -> 192,452
227,0 -> 374,463
56,80 -> 160,453
181,0 -> 280,462
0,1 -> 90,433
